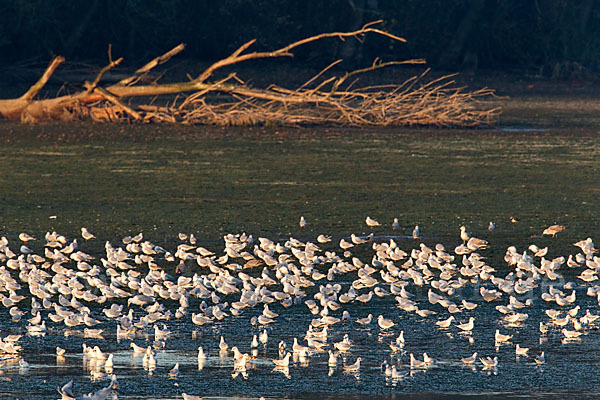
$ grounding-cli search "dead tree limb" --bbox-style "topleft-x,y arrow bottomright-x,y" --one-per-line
0,21 -> 499,126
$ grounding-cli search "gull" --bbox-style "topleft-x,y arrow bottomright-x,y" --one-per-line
515,344 -> 529,356
392,218 -> 400,230
535,247 -> 548,257
278,341 -> 287,357
92,346 -> 107,361
462,299 -> 478,310
546,309 -> 562,319
377,315 -> 396,330
105,354 -> 114,372
219,336 -> 230,352
299,216 -> 306,228
197,346 -> 206,361
154,324 -> 170,340
259,329 -> 268,346
387,331 -> 405,353
328,350 -> 337,367
509,216 -> 520,223
334,335 -> 353,352
456,317 -> 475,332
317,234 -> 331,243
423,352 -> 434,365
480,356 -> 498,369
410,353 -> 428,369
81,228 -> 95,240
543,224 -> 566,237
459,226 -> 470,244
495,329 -> 513,343
568,305 -> 580,317
339,238 -> 354,250
19,232 -> 36,242
350,234 -> 367,245
142,347 -> 155,366
435,315 -> 455,328
58,380 -> 75,400
272,352 -> 291,368
461,352 -> 478,364
234,353 -> 250,370
56,347 -> 66,356
191,313 -> 213,326
130,342 -> 146,353
292,338 -> 309,353
534,351 -> 545,365
182,395 -> 204,400
19,359 -> 29,371
562,328 -> 583,339
584,309 -> 600,324
251,335 -> 259,348
258,315 -> 275,325
356,314 -> 373,325
356,291 -> 373,303
365,216 -> 380,228
390,366 -> 407,380
467,237 -> 489,251
169,362 -> 179,378
412,225 -> 420,240
396,331 -> 405,346
343,357 -> 361,372
488,221 -> 495,232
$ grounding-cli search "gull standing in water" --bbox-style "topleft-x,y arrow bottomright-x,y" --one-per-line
328,350 -> 337,367
356,314 -> 373,326
377,315 -> 396,330
534,352 -> 545,364
461,352 -> 477,364
515,344 -> 529,356
456,317 -> 475,332
495,329 -> 513,344
272,352 -> 291,368
169,362 -> 179,378
343,357 -> 361,372
480,356 -> 498,369
435,316 -> 455,328
410,353 -> 428,369
412,225 -> 420,240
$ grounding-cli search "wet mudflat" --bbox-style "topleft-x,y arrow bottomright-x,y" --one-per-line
0,117 -> 599,400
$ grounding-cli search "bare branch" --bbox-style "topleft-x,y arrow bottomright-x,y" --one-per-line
84,57 -> 123,94
118,43 -> 186,86
93,87 -> 141,120
20,56 -> 65,102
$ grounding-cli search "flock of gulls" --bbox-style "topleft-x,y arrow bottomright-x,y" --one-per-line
0,216 -> 598,399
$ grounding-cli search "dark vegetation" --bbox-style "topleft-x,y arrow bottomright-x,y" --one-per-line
0,0 -> 598,76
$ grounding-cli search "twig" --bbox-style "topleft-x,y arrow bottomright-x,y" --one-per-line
93,87 -> 141,120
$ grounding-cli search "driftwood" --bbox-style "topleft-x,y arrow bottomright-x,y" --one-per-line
0,21 -> 499,126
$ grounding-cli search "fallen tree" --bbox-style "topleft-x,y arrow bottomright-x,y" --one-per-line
0,21 -> 499,126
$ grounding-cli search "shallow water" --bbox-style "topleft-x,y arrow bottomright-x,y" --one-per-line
0,124 -> 599,399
